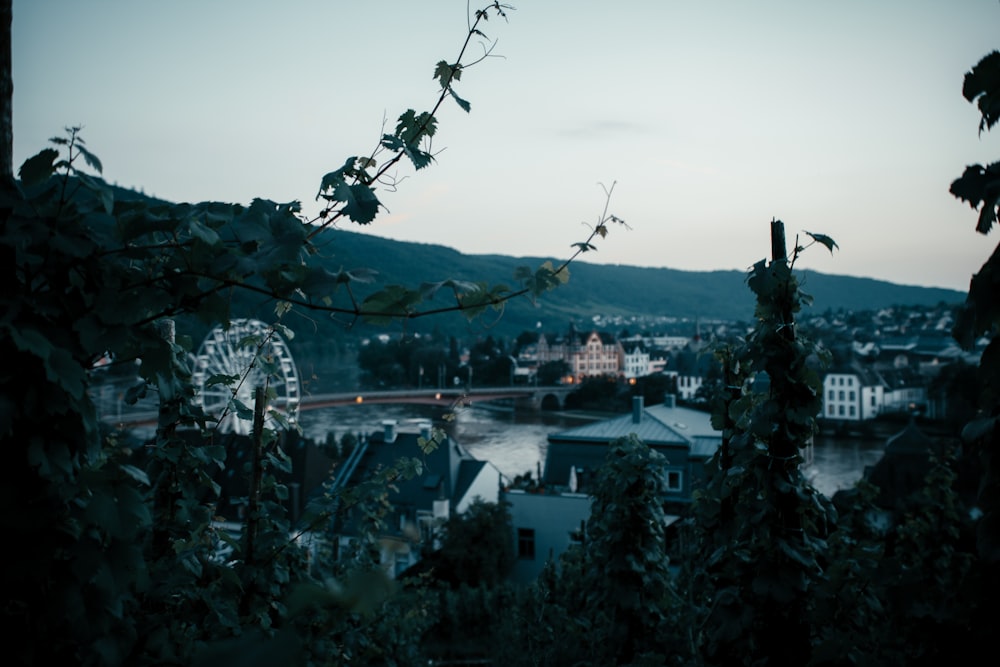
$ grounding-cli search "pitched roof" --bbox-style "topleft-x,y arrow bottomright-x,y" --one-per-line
341,422 -> 491,517
548,399 -> 717,447
454,459 -> 488,504
543,397 -> 721,486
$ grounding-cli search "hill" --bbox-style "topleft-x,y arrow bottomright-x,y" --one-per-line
310,228 -> 966,338
64,177 -> 966,341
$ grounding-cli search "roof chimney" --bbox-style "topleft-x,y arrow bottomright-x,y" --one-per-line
663,393 -> 676,408
632,395 -> 644,423
382,419 -> 397,443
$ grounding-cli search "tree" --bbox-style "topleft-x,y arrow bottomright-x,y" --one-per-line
537,359 -> 570,385
417,500 -> 516,662
492,435 -> 684,667
949,48 -> 1000,564
433,498 -> 515,588
581,434 -> 681,664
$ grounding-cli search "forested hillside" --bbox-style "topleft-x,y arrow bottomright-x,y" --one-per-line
309,227 -> 964,336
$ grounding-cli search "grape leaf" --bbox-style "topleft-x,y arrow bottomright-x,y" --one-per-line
962,50 -> 1000,135
333,182 -> 381,224
18,148 -> 59,185
76,144 -> 104,173
804,231 -> 838,254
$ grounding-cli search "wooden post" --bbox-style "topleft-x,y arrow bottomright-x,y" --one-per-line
244,385 -> 266,565
770,218 -> 787,262
154,319 -> 176,442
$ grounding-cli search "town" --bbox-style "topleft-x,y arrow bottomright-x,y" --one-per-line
269,300 -> 979,585
353,300 -> 981,429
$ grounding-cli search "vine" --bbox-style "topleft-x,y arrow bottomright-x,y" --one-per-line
950,48 -> 1000,564
689,219 -> 835,666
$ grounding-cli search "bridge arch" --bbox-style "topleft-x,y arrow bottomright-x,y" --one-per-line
539,392 -> 564,411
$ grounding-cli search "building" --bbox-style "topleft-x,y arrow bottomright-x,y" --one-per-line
671,346 -> 714,402
822,365 -> 884,422
822,362 -> 932,423
505,489 -> 592,584
879,367 -> 928,415
534,329 -> 625,381
330,419 -> 503,578
504,395 -> 721,582
622,341 -> 651,379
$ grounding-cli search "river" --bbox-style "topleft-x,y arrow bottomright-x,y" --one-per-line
296,403 -> 890,499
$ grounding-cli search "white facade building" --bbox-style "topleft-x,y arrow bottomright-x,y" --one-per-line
623,343 -> 650,379
823,370 -> 883,421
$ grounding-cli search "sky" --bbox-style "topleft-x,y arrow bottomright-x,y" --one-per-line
12,0 -> 1000,292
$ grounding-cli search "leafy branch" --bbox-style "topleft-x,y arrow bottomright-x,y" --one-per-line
4,3 -> 623,662
309,2 -> 513,231
950,46 -> 1000,566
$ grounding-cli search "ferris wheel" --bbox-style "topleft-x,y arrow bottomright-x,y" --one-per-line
192,319 -> 300,435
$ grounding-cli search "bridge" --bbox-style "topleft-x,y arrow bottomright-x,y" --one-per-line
101,385 -> 576,429
300,385 -> 574,412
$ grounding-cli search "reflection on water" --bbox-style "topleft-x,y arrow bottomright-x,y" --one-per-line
297,404 -> 889,498
809,436 -> 887,498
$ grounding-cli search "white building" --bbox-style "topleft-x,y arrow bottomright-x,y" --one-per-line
823,368 -> 883,421
622,342 -> 651,379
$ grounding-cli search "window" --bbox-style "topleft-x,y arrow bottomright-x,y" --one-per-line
839,405 -> 845,416
414,510 -> 434,543
849,391 -> 855,401
849,406 -> 856,416
665,470 -> 683,492
839,390 -> 845,401
828,390 -> 834,401
517,528 -> 535,560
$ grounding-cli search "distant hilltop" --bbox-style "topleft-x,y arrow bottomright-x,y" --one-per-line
314,228 -> 966,337
77,179 -> 968,339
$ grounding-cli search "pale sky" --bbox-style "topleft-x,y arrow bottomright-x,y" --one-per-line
12,1 -> 1000,292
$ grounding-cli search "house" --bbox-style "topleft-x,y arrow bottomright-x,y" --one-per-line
534,329 -> 624,381
622,341 -> 651,379
671,346 -> 714,402
329,419 -> 503,578
822,365 -> 884,422
504,395 -> 721,583
544,395 -> 720,505
505,489 -> 592,584
204,430 -> 336,525
567,331 -> 623,380
879,367 -> 928,415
